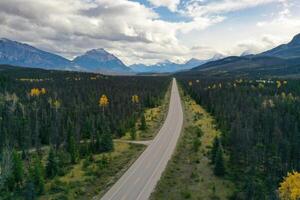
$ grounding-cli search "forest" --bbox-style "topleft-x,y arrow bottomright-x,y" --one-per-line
179,76 -> 300,199
0,66 -> 170,199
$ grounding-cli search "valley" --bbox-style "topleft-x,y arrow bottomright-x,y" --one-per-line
1,10 -> 300,200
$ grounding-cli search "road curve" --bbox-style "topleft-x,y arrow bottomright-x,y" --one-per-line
98,78 -> 183,200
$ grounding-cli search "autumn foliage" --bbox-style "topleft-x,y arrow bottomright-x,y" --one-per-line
30,88 -> 46,96
99,94 -> 109,107
131,95 -> 139,103
279,171 -> 300,200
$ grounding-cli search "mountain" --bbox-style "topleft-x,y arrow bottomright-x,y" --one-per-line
0,38 -> 133,74
73,49 -> 132,74
259,33 -> 300,58
186,33 -> 300,77
130,60 -> 182,73
185,58 -> 206,68
0,38 -> 73,69
130,54 -> 225,73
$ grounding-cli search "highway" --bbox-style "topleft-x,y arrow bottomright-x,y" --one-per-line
99,78 -> 184,200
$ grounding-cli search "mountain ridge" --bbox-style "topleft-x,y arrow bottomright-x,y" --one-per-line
187,33 -> 300,77
0,38 -> 132,74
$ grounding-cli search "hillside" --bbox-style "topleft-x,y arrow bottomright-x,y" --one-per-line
186,33 -> 300,78
0,39 -> 132,74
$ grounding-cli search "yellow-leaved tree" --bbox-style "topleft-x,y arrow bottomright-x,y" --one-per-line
41,88 -> 47,94
99,95 -> 109,107
30,88 -> 41,97
131,95 -> 139,104
279,171 -> 300,200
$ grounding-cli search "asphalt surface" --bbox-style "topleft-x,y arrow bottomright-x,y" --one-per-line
99,78 -> 184,200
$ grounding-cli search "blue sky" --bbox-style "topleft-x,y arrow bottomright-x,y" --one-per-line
0,0 -> 299,65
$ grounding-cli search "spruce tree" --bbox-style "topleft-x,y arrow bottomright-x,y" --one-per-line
140,114 -> 147,130
193,138 -> 201,152
24,180 -> 36,200
214,146 -> 225,176
12,150 -> 24,187
100,133 -> 114,152
95,131 -> 101,153
30,157 -> 45,194
211,137 -> 220,164
67,127 -> 78,164
130,127 -> 137,140
46,148 -> 59,178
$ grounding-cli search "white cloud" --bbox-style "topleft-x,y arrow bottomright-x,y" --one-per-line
147,0 -> 180,12
182,0 -> 279,18
0,0 -> 299,65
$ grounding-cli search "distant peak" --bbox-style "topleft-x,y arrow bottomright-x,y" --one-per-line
290,33 -> 300,45
0,38 -> 12,42
86,48 -> 110,55
212,53 -> 225,60
188,58 -> 200,62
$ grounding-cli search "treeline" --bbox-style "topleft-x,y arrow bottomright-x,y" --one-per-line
0,66 -> 170,198
179,76 -> 300,199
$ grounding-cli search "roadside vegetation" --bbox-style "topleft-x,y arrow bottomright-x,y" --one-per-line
151,84 -> 234,200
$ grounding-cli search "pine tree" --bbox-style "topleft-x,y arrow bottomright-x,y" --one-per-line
214,146 -> 225,176
100,133 -> 114,152
24,180 -> 36,200
211,137 -> 220,164
30,157 -> 45,194
68,135 -> 78,164
95,131 -> 101,153
140,114 -> 147,130
12,150 -> 24,187
0,145 -> 12,189
67,125 -> 78,164
130,127 -> 137,140
46,148 -> 59,178
193,138 -> 201,152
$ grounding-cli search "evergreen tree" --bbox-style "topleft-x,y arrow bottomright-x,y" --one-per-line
67,127 -> 78,164
95,131 -> 101,153
46,148 -> 59,178
100,133 -> 114,152
140,114 -> 147,130
214,145 -> 225,176
24,180 -> 36,200
12,150 -> 24,187
0,145 -> 13,191
30,157 -> 45,194
193,138 -> 201,152
130,127 -> 137,140
211,137 -> 219,164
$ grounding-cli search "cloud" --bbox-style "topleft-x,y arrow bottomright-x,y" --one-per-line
182,0 -> 278,18
147,0 -> 180,12
0,0 -> 298,65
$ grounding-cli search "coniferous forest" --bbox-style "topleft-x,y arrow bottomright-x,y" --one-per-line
179,76 -> 300,199
0,66 -> 170,198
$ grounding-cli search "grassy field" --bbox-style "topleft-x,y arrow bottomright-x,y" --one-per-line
150,85 -> 234,200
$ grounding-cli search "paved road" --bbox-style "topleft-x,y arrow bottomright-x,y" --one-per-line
99,78 -> 183,200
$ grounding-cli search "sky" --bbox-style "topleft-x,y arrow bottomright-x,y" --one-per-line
0,0 -> 300,65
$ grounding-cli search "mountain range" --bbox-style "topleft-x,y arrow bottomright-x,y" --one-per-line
187,33 -> 300,77
0,38 -> 218,74
0,38 -> 131,74
129,54 -> 224,73
1,33 -> 300,76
